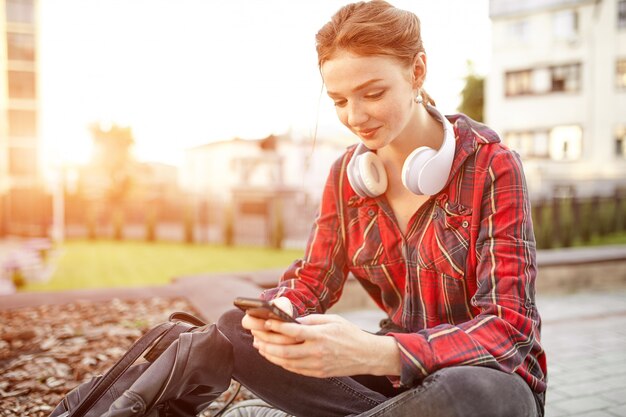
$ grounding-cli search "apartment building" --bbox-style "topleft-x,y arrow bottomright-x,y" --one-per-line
486,0 -> 626,198
0,0 -> 44,236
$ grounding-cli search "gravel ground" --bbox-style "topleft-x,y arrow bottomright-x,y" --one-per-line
0,297 -> 255,417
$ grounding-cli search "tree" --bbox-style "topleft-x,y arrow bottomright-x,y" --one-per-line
458,60 -> 484,122
87,123 -> 136,239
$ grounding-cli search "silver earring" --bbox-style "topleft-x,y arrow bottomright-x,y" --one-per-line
414,91 -> 423,104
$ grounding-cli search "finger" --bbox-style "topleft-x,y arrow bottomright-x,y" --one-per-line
252,329 -> 302,345
242,313 -> 267,331
259,350 -> 326,378
256,338 -> 312,361
264,320 -> 310,341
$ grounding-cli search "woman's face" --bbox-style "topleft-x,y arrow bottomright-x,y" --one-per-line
321,50 -> 419,150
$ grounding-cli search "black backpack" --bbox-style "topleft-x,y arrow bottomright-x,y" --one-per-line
49,312 -> 234,417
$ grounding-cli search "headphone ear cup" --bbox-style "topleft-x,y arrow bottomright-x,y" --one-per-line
401,105 -> 456,196
356,152 -> 388,197
347,148 -> 388,198
402,146 -> 437,195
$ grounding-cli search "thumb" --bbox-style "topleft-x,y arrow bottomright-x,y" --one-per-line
270,296 -> 294,318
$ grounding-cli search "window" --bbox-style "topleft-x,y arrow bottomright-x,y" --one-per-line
8,110 -> 37,137
505,70 -> 533,96
6,0 -> 35,24
550,63 -> 581,92
7,32 -> 35,61
617,59 -> 626,89
505,63 -> 581,96
619,0 -> 626,29
532,68 -> 552,94
8,147 -> 38,176
7,70 -> 36,99
553,9 -> 578,40
550,125 -> 582,161
505,131 -> 550,159
616,126 -> 626,157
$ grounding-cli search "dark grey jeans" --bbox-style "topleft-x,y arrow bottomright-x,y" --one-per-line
217,309 -> 543,417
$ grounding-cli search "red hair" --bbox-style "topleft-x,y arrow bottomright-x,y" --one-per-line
315,0 -> 435,105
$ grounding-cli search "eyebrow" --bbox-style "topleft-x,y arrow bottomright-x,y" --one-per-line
326,78 -> 384,97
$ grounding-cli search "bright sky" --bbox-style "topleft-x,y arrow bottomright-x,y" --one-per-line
38,0 -> 491,168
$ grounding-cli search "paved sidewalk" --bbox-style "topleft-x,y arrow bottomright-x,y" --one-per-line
536,290 -> 626,417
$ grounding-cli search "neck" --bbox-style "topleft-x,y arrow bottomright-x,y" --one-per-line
380,103 -> 444,166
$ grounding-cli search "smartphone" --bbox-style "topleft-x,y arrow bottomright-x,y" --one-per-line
233,297 -> 297,323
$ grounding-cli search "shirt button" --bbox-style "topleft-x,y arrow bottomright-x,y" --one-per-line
368,209 -> 375,216
462,220 -> 469,228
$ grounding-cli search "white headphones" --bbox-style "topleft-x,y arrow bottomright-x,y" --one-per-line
346,104 -> 455,197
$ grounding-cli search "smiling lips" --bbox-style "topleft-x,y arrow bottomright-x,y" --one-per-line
357,126 -> 381,139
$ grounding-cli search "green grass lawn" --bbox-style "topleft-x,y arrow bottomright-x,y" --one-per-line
22,239 -> 304,292
582,231 -> 626,247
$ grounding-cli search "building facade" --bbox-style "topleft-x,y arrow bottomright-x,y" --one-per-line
486,0 -> 626,199
183,133 -> 351,246
0,0 -> 44,236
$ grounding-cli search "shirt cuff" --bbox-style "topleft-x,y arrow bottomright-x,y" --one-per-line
387,332 -> 436,387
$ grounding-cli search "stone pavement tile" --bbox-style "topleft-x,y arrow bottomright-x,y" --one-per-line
607,404 -> 626,416
549,368 -> 606,386
547,386 -> 577,403
545,402 -> 570,417
555,374 -> 626,398
570,411 -> 620,417
594,360 -> 626,379
545,389 -> 569,403
550,396 -> 616,415
600,388 -> 626,405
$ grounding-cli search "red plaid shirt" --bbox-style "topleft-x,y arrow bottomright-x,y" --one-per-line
262,114 -> 547,396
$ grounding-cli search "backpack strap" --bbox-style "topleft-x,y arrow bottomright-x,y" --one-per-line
142,321 -> 195,362
143,312 -> 206,362
168,311 -> 206,327
71,311 -> 205,417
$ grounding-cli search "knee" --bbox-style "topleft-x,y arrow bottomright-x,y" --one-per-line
435,366 -> 517,396
217,308 -> 246,342
428,366 -> 535,417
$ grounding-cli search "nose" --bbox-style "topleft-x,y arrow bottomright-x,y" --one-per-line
345,101 -> 369,128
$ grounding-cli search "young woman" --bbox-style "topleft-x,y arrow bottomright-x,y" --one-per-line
94,2 -> 546,416
216,1 -> 547,416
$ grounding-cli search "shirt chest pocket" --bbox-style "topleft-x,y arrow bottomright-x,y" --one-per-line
417,201 -> 472,280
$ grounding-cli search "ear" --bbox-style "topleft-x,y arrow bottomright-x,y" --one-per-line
412,52 -> 427,89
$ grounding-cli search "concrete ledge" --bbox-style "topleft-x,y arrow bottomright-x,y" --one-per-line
536,245 -> 626,266
536,245 -> 626,293
0,285 -> 186,310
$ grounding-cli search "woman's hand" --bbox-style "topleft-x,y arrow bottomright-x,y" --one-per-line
241,297 -> 301,346
253,313 -> 402,378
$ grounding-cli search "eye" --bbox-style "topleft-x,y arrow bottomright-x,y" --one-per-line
364,90 -> 385,100
333,99 -> 347,108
